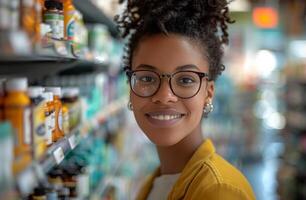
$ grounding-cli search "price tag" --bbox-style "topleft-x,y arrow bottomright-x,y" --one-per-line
68,135 -> 77,149
53,147 -> 64,164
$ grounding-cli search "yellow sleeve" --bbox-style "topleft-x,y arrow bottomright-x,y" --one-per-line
190,183 -> 255,200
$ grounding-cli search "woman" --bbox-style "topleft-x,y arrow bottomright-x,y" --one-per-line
115,0 -> 256,199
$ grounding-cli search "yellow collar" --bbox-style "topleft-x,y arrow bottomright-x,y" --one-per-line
169,139 -> 215,199
136,139 -> 215,200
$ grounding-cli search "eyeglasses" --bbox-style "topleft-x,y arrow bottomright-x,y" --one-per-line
127,70 -> 209,99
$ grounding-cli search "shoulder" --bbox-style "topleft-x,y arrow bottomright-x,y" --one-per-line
188,153 -> 256,200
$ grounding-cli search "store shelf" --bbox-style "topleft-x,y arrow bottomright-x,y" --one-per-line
15,97 -> 128,197
0,33 -> 110,80
73,0 -> 120,38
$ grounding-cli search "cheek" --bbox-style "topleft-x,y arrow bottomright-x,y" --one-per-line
184,92 -> 206,119
130,93 -> 148,121
185,101 -> 204,118
130,93 -> 145,109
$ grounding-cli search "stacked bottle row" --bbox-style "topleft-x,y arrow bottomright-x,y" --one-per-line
44,72 -> 128,120
0,77 -> 82,176
26,112 -> 127,200
277,80 -> 306,200
0,72 -> 129,198
0,0 -> 84,45
0,0 -> 121,64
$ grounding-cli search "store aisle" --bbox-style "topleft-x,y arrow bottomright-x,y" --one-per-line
241,131 -> 283,200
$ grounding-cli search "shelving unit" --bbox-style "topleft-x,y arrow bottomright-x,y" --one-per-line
73,0 -> 119,38
0,1 -> 128,199
0,35 -> 111,80
15,97 -> 127,197
0,0 -> 119,78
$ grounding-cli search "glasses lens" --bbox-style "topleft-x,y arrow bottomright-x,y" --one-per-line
130,71 -> 160,97
171,71 -> 201,98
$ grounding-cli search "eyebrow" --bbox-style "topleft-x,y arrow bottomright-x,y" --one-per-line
136,64 -> 156,70
176,64 -> 200,71
135,64 -> 201,71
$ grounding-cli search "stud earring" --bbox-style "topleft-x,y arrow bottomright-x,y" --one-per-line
203,101 -> 214,118
127,101 -> 133,111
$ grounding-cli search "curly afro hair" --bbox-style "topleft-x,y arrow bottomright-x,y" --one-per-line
115,0 -> 234,81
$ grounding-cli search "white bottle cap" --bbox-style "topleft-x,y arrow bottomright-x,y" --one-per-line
45,87 -> 61,96
62,87 -> 80,98
28,86 -> 44,98
42,92 -> 54,102
5,78 -> 28,92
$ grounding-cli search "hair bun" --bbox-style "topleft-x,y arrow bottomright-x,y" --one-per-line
115,0 -> 234,44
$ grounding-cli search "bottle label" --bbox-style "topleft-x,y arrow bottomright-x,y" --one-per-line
67,12 -> 75,40
23,107 -> 31,145
45,114 -> 52,145
67,20 -> 75,40
63,111 -> 69,135
50,111 -> 55,131
68,101 -> 81,131
58,108 -> 63,130
59,15 -> 64,39
33,102 -> 46,137
33,101 -> 46,158
44,13 -> 61,39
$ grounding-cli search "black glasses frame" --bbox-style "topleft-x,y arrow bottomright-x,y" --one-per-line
126,70 -> 209,99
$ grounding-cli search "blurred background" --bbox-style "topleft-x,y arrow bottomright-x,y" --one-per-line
0,0 -> 305,199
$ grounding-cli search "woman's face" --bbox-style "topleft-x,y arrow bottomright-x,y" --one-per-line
131,34 -> 214,146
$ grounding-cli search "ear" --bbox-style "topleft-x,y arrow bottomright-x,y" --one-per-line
205,81 -> 215,102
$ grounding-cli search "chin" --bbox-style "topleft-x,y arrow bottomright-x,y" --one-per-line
133,113 -> 189,147
143,127 -> 185,147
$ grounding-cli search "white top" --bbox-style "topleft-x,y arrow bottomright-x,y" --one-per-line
5,78 -> 28,92
62,87 -> 79,98
45,87 -> 61,96
147,173 -> 181,200
42,92 -> 53,102
28,86 -> 44,98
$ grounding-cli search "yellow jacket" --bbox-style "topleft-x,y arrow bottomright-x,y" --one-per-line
136,139 -> 256,200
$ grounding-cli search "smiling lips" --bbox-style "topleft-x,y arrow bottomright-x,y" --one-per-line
145,110 -> 186,127
150,114 -> 182,120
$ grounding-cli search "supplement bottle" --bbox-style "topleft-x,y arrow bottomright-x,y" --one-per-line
42,92 -> 55,146
28,86 -> 47,159
45,87 -> 64,142
4,78 -> 32,175
63,0 -> 76,41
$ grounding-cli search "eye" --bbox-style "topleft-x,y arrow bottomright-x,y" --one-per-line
177,76 -> 196,85
181,77 -> 194,83
138,75 -> 156,83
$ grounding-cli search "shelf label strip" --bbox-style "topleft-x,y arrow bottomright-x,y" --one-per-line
68,134 -> 77,149
53,147 -> 65,164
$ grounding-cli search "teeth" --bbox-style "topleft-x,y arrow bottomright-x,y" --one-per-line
150,114 -> 182,120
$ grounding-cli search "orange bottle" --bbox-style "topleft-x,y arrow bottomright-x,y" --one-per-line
45,87 -> 64,142
4,78 -> 32,175
42,92 -> 55,146
63,0 -> 76,41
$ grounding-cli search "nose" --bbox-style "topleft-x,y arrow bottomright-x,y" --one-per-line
151,78 -> 178,104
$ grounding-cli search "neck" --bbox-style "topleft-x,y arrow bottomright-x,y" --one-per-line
156,125 -> 204,175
